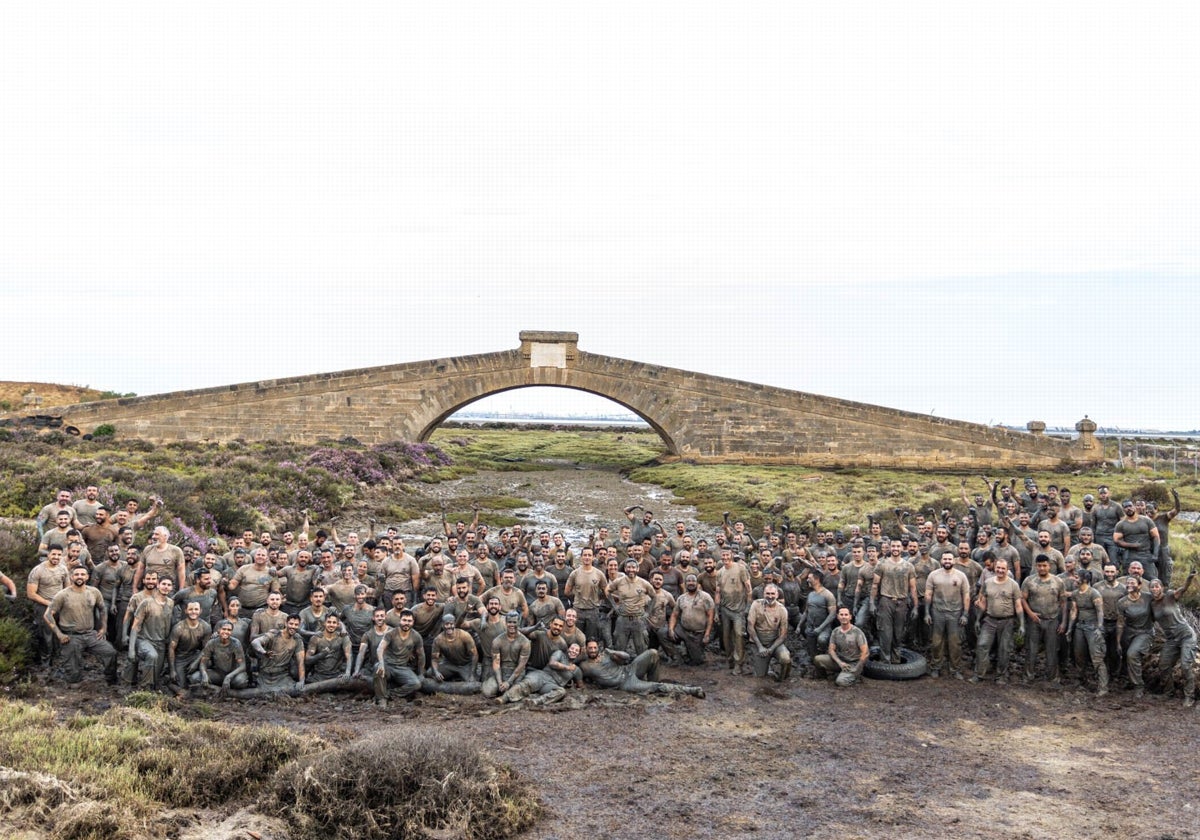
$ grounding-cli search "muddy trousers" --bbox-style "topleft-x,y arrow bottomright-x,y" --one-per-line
1101,620 -> 1121,680
1025,616 -> 1061,681
188,667 -> 248,689
59,632 -> 117,684
719,606 -> 746,668
907,600 -> 931,649
648,624 -> 680,660
130,640 -> 167,689
875,597 -> 907,660
617,649 -> 703,697
374,664 -> 422,700
1072,621 -> 1108,692
31,606 -> 57,665
927,609 -> 963,674
613,615 -> 649,656
812,655 -> 861,686
1157,628 -> 1197,700
171,651 -> 201,689
804,626 -> 831,664
750,637 -> 792,680
574,608 -> 611,647
500,669 -> 566,704
674,626 -> 708,665
973,615 -> 1016,679
1124,631 -> 1153,687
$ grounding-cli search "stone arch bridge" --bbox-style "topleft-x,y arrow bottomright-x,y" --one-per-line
13,331 -> 1101,469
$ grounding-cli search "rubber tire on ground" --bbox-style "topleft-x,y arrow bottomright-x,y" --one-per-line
862,647 -> 927,681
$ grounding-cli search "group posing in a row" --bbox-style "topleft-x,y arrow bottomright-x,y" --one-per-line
10,477 -> 1196,707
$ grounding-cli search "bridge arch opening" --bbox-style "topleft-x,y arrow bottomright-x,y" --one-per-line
416,385 -> 678,455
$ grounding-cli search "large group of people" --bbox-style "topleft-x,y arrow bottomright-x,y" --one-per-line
7,475 -> 1197,709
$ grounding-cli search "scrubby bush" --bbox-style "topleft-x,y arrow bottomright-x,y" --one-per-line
0,616 -> 33,685
1132,481 -> 1173,506
92,423 -> 116,438
267,728 -> 542,840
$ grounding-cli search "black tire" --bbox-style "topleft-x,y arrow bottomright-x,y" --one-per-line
64,425 -> 81,436
862,647 -> 927,681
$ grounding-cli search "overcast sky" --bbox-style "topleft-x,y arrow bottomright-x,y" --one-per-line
3,3 -> 1197,432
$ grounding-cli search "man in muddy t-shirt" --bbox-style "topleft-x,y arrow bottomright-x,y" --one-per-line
227,548 -> 279,610
579,639 -> 704,698
277,550 -> 317,616
136,526 -> 186,590
714,549 -> 751,674
252,615 -> 306,691
44,565 -> 117,684
970,559 -> 1023,684
483,612 -> 530,698
669,574 -> 714,665
565,547 -> 608,643
128,577 -> 175,689
196,620 -> 248,690
813,608 -> 869,686
167,601 -> 211,693
1114,500 -> 1161,580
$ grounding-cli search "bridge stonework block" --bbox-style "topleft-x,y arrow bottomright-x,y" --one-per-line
5,332 -> 1103,469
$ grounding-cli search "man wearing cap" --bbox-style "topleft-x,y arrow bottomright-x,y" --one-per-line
1114,500 -> 1161,579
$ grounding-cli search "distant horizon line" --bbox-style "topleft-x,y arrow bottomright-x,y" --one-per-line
448,410 -> 1200,438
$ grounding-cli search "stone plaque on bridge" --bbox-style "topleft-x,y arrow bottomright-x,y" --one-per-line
529,342 -> 567,369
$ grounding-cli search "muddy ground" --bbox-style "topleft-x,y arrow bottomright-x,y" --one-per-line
18,467 -> 1200,839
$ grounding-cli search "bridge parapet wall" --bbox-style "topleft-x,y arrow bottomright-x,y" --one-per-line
4,334 -> 1102,469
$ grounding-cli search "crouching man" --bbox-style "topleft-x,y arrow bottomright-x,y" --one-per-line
813,608 -> 869,687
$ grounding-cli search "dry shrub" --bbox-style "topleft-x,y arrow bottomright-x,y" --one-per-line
267,728 -> 542,840
0,766 -> 146,840
119,709 -> 320,807
0,700 -> 320,830
1131,482 -> 1173,506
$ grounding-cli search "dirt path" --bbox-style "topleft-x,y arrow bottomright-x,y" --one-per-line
356,465 -> 706,547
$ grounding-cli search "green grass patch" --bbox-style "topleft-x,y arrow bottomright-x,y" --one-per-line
431,427 -> 667,469
629,463 -> 1200,533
